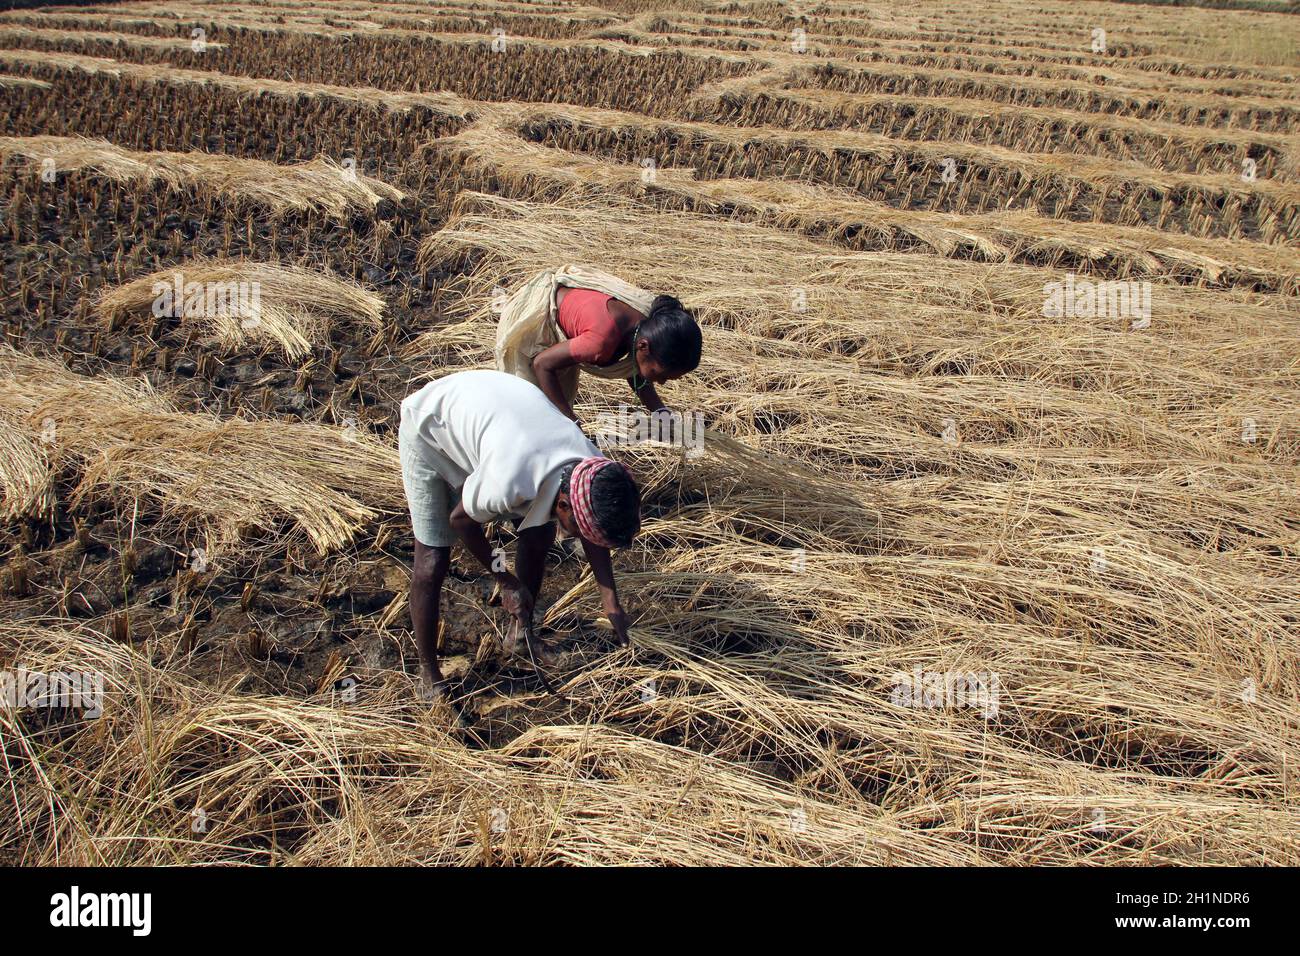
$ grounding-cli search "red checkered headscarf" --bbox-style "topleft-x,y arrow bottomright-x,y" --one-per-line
568,456 -> 635,548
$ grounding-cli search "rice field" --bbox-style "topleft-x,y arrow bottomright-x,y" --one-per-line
0,0 -> 1297,867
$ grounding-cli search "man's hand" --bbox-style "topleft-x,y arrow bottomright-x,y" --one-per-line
499,577 -> 534,624
581,538 -> 628,648
606,605 -> 632,647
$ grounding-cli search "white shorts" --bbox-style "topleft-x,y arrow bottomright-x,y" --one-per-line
398,418 -> 459,548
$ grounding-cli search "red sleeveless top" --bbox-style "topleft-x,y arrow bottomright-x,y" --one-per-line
557,288 -> 624,365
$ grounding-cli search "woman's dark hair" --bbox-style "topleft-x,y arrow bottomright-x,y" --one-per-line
639,295 -> 702,374
559,462 -> 641,548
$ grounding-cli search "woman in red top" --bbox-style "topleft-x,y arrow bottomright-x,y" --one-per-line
531,290 -> 703,423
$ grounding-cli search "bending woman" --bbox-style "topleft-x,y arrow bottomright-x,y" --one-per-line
494,265 -> 702,424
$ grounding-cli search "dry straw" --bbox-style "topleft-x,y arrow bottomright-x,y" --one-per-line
0,25 -> 226,52
0,622 -> 966,866
496,101 -> 1299,243
94,260 -> 387,360
0,135 -> 405,219
427,117 -> 1300,292
0,348 -> 403,552
0,48 -> 475,118
0,72 -> 49,89
415,191 -> 1300,470
689,83 -> 1300,182
0,424 -> 52,519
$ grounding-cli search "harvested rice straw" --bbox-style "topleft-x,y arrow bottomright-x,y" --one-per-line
0,423 -> 52,518
0,73 -> 49,89
0,623 -> 972,866
76,8 -> 755,63
0,136 -> 405,220
766,53 -> 1300,129
413,192 -> 1300,464
0,25 -> 226,52
0,48 -> 475,118
0,348 -> 403,552
691,82 -> 1300,178
6,48 -> 1293,285
535,503 -> 1297,812
495,102 -> 1300,243
94,260 -> 387,360
426,118 -> 1299,292
2,0 -> 1298,871
0,48 -> 125,73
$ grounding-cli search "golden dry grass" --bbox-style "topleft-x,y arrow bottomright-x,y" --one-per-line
0,348 -> 403,553
0,47 -> 475,118
0,135 -> 405,219
0,25 -> 226,53
417,191 -> 1300,465
427,117 -> 1300,292
0,73 -> 48,89
94,260 -> 387,360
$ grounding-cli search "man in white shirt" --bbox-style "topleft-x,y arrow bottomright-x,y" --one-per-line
399,369 -> 640,698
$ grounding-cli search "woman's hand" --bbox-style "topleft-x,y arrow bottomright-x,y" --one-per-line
649,406 -> 676,445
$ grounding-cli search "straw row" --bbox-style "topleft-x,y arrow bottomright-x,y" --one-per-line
0,135 -> 406,220
0,348 -> 403,552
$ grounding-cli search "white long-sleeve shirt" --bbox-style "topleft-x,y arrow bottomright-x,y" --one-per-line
399,369 -> 598,528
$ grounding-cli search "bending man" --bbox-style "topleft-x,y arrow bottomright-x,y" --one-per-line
399,369 -> 640,697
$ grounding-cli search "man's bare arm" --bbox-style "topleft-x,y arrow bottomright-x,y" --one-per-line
580,536 -> 631,646
449,502 -> 533,619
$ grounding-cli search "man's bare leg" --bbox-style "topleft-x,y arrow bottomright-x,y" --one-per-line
411,540 -> 451,693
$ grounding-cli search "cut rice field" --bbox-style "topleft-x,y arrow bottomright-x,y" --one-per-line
0,0 -> 1297,868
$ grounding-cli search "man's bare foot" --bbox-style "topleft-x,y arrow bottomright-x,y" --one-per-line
519,628 -> 553,665
418,670 -> 447,704
501,619 -> 522,658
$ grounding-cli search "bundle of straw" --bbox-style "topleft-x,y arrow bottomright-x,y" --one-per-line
0,348 -> 403,552
95,260 -> 386,360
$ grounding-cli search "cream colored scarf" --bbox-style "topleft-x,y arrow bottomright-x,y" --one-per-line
494,265 -> 657,404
